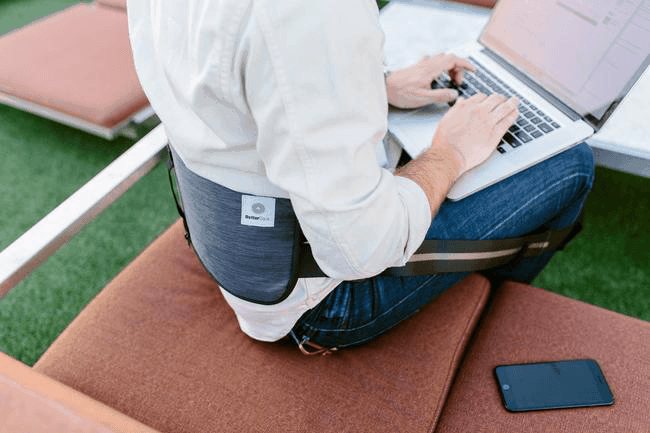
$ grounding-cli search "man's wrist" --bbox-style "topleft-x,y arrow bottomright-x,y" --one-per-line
432,134 -> 465,182
395,142 -> 462,217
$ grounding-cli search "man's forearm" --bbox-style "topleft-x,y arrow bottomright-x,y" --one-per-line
395,141 -> 462,218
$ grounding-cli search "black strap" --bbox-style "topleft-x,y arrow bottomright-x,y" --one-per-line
166,147 -> 192,245
297,214 -> 583,278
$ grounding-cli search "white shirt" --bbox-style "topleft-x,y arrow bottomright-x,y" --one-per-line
127,0 -> 431,341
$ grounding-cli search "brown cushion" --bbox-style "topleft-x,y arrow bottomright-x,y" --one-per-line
0,3 -> 147,128
35,220 -> 491,433
97,0 -> 127,10
435,282 -> 650,432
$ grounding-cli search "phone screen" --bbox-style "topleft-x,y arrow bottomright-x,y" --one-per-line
494,359 -> 614,412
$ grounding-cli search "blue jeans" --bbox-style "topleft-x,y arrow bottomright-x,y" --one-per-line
290,143 -> 595,350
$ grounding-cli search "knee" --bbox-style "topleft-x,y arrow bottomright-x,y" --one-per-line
563,142 -> 596,196
574,142 -> 595,179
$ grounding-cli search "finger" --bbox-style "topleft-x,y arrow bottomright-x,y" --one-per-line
449,67 -> 465,85
425,88 -> 460,104
449,59 -> 476,84
491,97 -> 520,119
422,54 -> 475,78
465,92 -> 489,104
481,93 -> 507,111
493,102 -> 520,135
440,54 -> 476,73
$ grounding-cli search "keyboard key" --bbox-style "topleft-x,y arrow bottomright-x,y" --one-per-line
531,130 -> 543,139
531,117 -> 542,124
524,124 -> 536,132
503,132 -> 522,148
516,118 -> 529,126
497,146 -> 507,154
513,129 -> 532,143
523,111 -> 535,119
551,122 -> 561,129
538,123 -> 553,133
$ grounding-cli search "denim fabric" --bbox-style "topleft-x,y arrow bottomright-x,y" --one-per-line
291,143 -> 596,349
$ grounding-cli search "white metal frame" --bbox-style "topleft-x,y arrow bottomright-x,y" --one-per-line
0,91 -> 156,140
0,125 -> 168,298
590,142 -> 650,178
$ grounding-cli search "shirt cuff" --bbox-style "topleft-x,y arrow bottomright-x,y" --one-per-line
393,175 -> 432,265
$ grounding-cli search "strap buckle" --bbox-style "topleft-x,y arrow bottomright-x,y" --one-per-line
290,331 -> 337,356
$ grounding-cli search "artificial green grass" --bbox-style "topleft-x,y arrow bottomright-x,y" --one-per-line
0,0 -> 649,367
533,166 -> 650,321
0,0 -> 90,34
0,104 -> 179,366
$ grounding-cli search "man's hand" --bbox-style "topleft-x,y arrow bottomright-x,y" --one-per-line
396,92 -> 518,217
434,93 -> 519,176
386,54 -> 476,109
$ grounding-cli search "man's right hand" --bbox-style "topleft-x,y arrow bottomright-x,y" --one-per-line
432,93 -> 519,178
395,92 -> 518,217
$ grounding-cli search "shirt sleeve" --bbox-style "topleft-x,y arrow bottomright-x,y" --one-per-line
246,0 -> 432,280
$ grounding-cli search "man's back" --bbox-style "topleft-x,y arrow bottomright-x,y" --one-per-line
128,0 -> 433,341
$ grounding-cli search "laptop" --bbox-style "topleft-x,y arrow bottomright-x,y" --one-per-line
387,0 -> 650,201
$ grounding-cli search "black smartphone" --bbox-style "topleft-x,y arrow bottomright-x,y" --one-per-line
494,359 -> 614,412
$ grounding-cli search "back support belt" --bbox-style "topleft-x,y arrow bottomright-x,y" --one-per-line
168,147 -> 582,305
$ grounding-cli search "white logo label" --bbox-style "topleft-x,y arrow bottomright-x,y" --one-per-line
241,195 -> 276,227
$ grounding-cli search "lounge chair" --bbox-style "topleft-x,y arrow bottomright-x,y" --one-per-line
0,0 -> 152,139
1,124 -> 649,432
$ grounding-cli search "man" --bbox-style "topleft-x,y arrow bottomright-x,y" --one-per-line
128,0 -> 594,351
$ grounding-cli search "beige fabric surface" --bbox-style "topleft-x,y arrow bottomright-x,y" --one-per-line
35,220 -> 491,433
436,281 -> 650,432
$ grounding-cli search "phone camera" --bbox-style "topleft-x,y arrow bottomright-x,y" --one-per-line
502,384 -> 510,391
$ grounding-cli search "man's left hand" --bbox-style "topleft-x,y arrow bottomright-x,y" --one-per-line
386,54 -> 476,109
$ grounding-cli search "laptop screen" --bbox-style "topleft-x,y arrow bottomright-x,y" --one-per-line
480,0 -> 650,129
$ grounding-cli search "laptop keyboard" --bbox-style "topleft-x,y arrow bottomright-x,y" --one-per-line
433,58 -> 562,154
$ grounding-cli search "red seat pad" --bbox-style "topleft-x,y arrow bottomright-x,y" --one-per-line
0,3 -> 147,128
35,220 -> 491,433
435,281 -> 650,432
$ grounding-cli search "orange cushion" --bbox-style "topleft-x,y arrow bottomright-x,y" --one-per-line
0,3 -> 147,128
35,220 -> 491,433
436,282 -> 650,432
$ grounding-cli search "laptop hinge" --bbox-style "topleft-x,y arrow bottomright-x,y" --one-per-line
479,47 -> 582,123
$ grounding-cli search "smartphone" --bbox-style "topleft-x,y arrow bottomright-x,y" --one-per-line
494,359 -> 614,412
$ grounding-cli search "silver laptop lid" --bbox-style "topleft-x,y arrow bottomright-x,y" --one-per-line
479,0 -> 650,131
